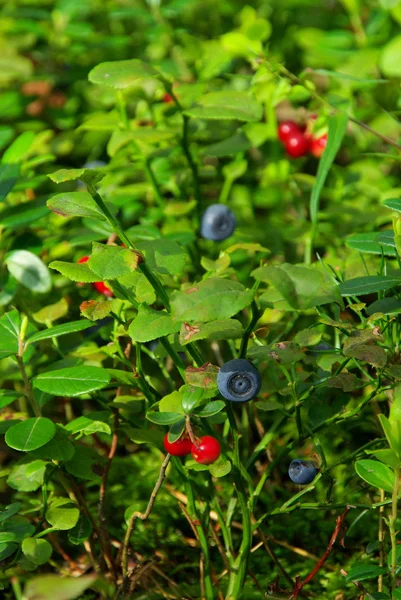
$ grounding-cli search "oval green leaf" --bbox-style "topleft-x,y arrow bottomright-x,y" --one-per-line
5,418 -> 56,452
33,367 -> 111,397
355,459 -> 395,493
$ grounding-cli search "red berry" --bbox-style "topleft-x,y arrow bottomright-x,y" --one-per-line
164,433 -> 192,456
77,257 -> 112,296
191,436 -> 221,465
278,121 -> 301,143
93,281 -> 113,297
285,131 -> 310,158
163,93 -> 173,104
310,134 -> 328,158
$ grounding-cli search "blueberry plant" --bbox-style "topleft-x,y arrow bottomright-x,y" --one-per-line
2,1 -> 401,599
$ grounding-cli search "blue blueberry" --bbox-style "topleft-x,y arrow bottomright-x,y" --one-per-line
288,460 -> 317,485
217,359 -> 261,403
200,204 -> 236,241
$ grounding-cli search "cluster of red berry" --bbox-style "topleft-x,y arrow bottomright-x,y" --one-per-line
278,120 -> 328,159
164,433 -> 221,465
78,256 -> 113,297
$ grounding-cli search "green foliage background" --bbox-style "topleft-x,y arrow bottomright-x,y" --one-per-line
1,0 -> 401,599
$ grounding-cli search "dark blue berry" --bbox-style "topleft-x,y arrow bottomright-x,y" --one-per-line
288,460 -> 317,485
217,359 -> 261,403
200,204 -> 236,241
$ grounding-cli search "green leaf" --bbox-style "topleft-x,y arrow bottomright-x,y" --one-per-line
370,449 -> 400,469
252,263 -> 341,310
5,418 -> 56,452
0,163 -> 19,202
136,239 -> 187,276
108,128 -> 175,155
209,459 -> 231,478
49,260 -> 99,283
367,298 -> 401,316
171,279 -> 253,323
33,298 -> 69,324
48,168 -> 105,186
24,574 -> 97,600
68,515 -> 92,545
326,373 -> 362,392
46,504 -> 79,530
383,198 -> 401,213
343,344 -> 387,368
7,458 -> 47,492
179,319 -> 243,345
2,131 -> 35,164
88,243 -> 139,280
0,542 -> 18,561
22,538 -> 52,565
33,367 -> 111,397
65,415 -> 111,436
159,391 -> 184,414
248,341 -> 305,365
0,516 -> 35,543
343,330 -> 384,352
0,309 -> 20,359
345,563 -> 387,582
195,400 -> 226,418
379,35 -> 401,77
346,232 -> 397,257
129,304 -> 181,343
0,502 -> 22,523
181,386 -> 205,413
379,414 -> 401,457
310,113 -> 348,225
64,446 -> 104,481
5,250 -> 51,293
386,365 -> 401,380
128,428 -> 164,446
355,459 -> 395,493
88,59 -> 161,88
294,329 -> 322,347
28,425 -> 75,462
146,411 -> 183,425
0,391 -> 21,409
339,276 -> 401,296
184,91 -> 263,122
80,300 -> 112,321
184,363 -> 219,391
167,419 -> 186,444
47,192 -> 114,221
27,321 -> 93,344
201,130 -> 252,157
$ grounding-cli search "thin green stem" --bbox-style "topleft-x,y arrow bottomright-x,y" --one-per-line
159,337 -> 186,378
11,577 -> 22,600
87,185 -> 133,249
139,261 -> 170,311
390,465 -> 400,592
186,341 -> 205,366
167,88 -> 202,210
15,355 -> 40,417
144,159 -> 164,209
135,342 -> 157,404
224,402 -> 252,599
172,457 -> 214,599
238,300 -> 260,359
35,526 -> 59,538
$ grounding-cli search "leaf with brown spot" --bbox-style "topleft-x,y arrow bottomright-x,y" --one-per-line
184,363 -> 219,391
